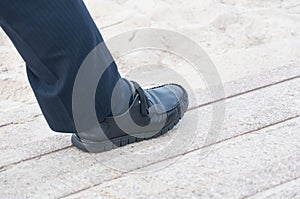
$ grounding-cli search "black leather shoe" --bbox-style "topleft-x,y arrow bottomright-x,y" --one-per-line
71,80 -> 189,153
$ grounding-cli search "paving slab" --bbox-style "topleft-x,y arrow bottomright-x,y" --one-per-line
0,148 -> 122,199
65,117 -> 300,199
249,178 -> 300,199
0,73 -> 298,198
192,64 -> 300,108
0,114 -> 70,168
0,65 -> 299,169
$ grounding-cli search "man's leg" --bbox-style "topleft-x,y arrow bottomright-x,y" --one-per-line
0,0 -> 127,133
0,0 -> 189,153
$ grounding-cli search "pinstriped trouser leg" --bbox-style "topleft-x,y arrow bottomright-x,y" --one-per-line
0,0 -> 121,133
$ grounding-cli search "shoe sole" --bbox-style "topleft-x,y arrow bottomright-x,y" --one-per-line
71,90 -> 189,153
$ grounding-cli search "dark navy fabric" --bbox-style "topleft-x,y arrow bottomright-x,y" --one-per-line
0,0 -> 121,133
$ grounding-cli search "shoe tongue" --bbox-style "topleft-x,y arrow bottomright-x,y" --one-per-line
124,79 -> 136,95
109,78 -> 135,117
122,78 -> 137,99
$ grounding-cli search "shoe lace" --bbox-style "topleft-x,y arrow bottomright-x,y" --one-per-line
132,81 -> 150,116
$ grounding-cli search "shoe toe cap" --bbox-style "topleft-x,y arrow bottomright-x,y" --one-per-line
146,84 -> 188,112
